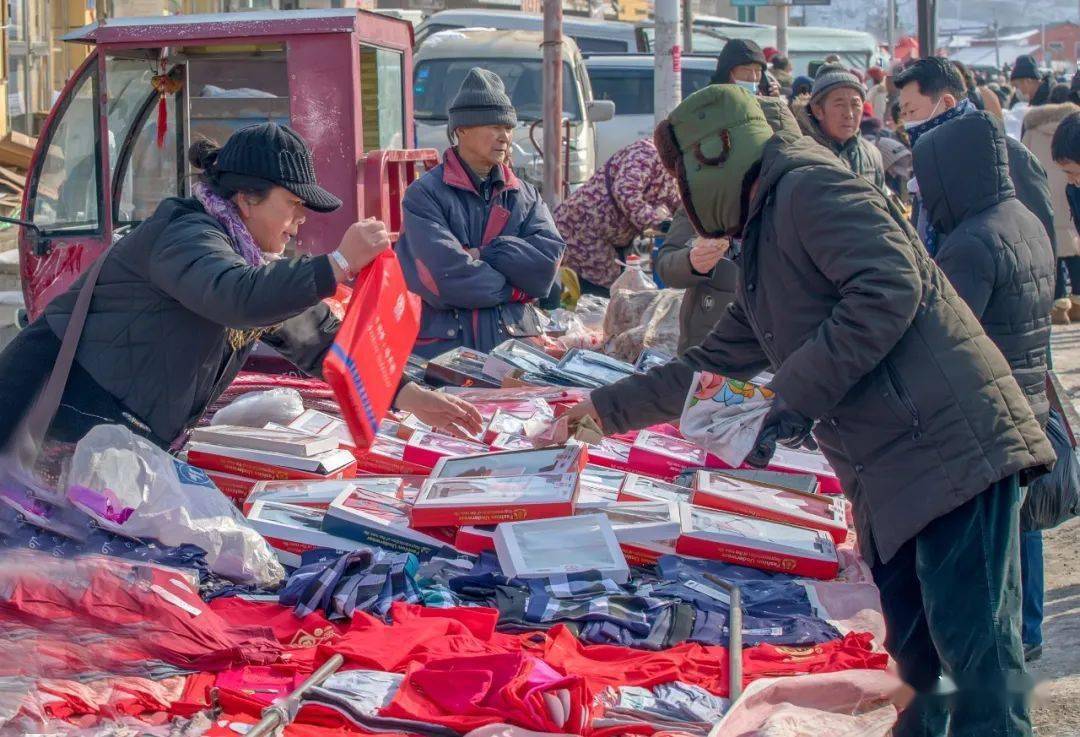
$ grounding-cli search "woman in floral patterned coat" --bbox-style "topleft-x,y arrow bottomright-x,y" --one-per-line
554,138 -> 680,293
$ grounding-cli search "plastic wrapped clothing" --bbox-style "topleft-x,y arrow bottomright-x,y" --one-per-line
603,288 -> 683,363
680,372 -> 774,467
66,424 -> 284,587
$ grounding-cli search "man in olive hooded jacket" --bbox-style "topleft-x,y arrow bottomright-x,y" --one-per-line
568,86 -> 1052,737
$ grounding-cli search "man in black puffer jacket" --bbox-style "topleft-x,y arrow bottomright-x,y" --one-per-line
913,111 -> 1055,427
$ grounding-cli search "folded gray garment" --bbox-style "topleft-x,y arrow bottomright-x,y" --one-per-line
652,682 -> 729,722
302,670 -> 458,737
607,681 -> 729,730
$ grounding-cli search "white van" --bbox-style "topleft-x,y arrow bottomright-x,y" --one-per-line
639,16 -> 878,75
413,29 -> 615,192
415,10 -> 639,53
585,53 -> 717,164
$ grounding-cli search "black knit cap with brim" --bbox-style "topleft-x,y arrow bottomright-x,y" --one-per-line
214,122 -> 342,214
1010,54 -> 1041,82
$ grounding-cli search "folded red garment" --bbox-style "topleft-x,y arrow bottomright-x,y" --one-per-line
382,653 -> 592,734
311,602 -> 885,700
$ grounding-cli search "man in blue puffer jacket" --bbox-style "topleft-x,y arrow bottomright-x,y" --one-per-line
396,67 -> 565,358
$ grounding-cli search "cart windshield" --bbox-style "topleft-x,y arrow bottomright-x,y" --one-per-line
414,58 -> 581,122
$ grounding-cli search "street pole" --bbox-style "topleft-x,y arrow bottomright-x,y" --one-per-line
917,0 -> 937,57
1041,22 -> 1047,68
682,0 -> 693,53
776,1 -> 789,57
994,19 -> 1000,70
886,0 -> 895,61
654,0 -> 682,125
542,0 -> 564,209
21,0 -> 32,134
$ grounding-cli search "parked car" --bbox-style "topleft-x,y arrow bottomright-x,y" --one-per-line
414,10 -> 638,53
584,53 -> 716,164
413,29 -> 615,192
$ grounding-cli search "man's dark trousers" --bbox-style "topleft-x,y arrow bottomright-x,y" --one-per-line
871,475 -> 1031,737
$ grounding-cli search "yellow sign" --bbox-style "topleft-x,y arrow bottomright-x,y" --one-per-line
617,0 -> 653,21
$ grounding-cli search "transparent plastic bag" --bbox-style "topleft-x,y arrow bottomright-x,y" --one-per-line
66,425 -> 285,587
209,388 -> 305,428
609,255 -> 657,295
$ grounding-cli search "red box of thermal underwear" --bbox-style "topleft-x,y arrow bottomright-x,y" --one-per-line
245,501 -> 364,568
353,434 -> 431,476
627,430 -> 708,481
187,443 -> 357,482
765,446 -> 843,495
410,473 -> 579,528
402,431 -> 489,470
206,471 -> 258,509
674,503 -> 839,580
620,539 -> 678,567
454,525 -> 497,555
586,437 -> 636,474
489,433 -> 537,452
690,470 -> 848,543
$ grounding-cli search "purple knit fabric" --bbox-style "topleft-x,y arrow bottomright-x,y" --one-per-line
193,182 -> 264,268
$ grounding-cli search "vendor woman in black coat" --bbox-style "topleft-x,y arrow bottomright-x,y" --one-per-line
0,122 -> 481,451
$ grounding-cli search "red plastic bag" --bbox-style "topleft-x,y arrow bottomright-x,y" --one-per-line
323,252 -> 421,451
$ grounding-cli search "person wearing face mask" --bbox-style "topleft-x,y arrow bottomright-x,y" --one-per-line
395,68 -> 565,357
895,58 -> 1055,265
567,85 -> 1053,737
0,123 -> 484,451
791,64 -> 885,188
711,39 -> 780,97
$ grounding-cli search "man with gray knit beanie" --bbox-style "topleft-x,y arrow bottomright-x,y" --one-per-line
396,67 -> 565,356
792,63 -> 886,188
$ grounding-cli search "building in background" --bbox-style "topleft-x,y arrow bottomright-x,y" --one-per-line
946,22 -> 1080,73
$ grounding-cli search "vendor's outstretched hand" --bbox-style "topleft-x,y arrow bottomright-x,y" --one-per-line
336,218 -> 391,275
395,383 -> 484,438
745,395 -> 817,468
563,398 -> 605,435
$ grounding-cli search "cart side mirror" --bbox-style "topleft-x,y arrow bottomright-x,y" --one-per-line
587,100 -> 616,122
0,216 -> 48,257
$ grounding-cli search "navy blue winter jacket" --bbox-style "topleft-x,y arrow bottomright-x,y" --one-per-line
395,148 -> 565,357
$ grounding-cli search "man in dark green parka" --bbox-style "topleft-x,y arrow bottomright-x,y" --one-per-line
568,87 -> 1053,737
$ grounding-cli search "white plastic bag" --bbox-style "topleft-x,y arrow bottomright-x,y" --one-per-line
66,425 -> 285,587
680,372 -> 774,467
609,255 -> 657,295
210,388 -> 305,428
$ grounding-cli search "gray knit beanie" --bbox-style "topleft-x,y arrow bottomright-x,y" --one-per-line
448,67 -> 518,134
810,64 -> 865,105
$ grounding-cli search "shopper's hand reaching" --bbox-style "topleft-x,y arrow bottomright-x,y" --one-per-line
689,237 -> 729,275
562,398 -> 605,435
395,383 -> 484,438
335,218 -> 391,276
745,394 -> 817,469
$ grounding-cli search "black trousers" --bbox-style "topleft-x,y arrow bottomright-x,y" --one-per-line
871,475 -> 1031,737
0,318 -> 164,452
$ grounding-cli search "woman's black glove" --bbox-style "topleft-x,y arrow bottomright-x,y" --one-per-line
745,394 -> 817,469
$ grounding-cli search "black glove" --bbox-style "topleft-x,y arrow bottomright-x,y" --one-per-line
745,394 -> 817,469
